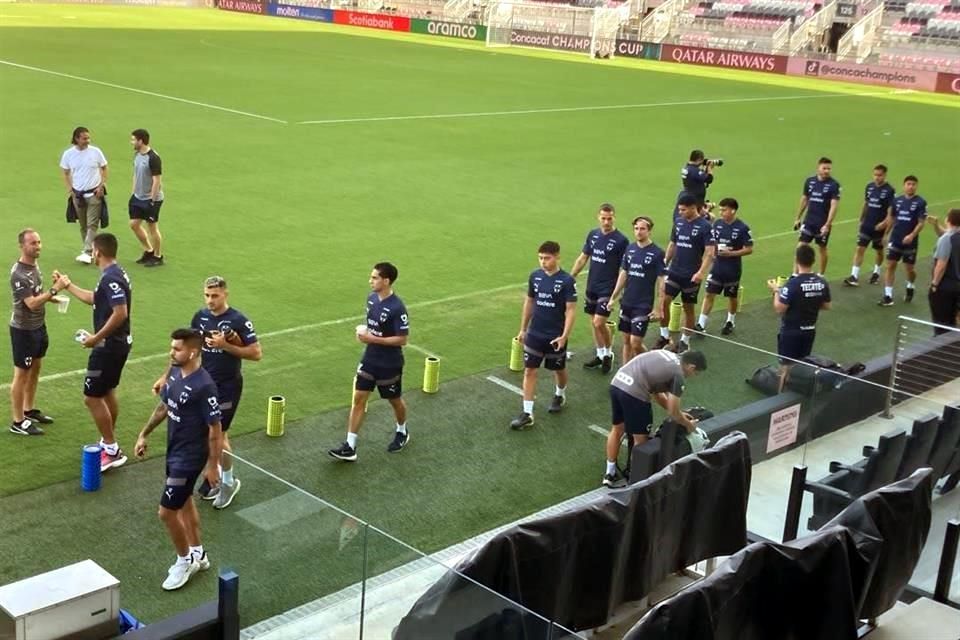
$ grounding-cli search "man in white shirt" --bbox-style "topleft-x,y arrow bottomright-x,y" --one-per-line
60,127 -> 108,264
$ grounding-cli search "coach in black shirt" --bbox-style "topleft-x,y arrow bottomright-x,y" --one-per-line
929,208 -> 960,334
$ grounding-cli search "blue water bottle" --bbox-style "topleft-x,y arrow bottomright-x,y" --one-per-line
81,445 -> 101,492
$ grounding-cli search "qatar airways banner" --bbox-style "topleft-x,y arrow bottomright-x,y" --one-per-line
788,58 -> 938,91
509,29 -> 592,53
661,44 -> 787,74
935,72 -> 960,95
332,10 -> 410,32
218,0 -> 264,13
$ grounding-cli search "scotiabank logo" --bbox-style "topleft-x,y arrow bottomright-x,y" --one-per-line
935,72 -> 960,95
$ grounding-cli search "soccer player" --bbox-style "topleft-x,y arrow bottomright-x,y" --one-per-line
844,164 -> 895,287
60,126 -> 108,265
185,276 -> 260,508
570,204 -> 628,373
793,157 -> 841,276
656,193 -> 715,353
329,262 -> 409,461
609,216 -> 666,362
511,241 -> 577,430
770,245 -> 831,392
128,129 -> 165,267
879,176 -> 928,306
696,198 -> 752,335
9,229 -> 64,436
603,349 -> 707,487
135,329 -> 222,591
55,233 -> 132,471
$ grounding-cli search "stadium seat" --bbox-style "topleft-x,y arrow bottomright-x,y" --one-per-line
804,428 -> 907,530
927,404 -> 960,481
894,414 -> 938,480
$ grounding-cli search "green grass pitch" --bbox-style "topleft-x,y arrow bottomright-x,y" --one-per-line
0,4 -> 958,625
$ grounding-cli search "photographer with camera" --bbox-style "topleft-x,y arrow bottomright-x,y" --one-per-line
681,150 -> 723,206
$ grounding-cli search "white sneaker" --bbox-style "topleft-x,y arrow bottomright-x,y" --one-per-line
192,550 -> 211,571
161,558 -> 199,591
213,478 -> 240,510
75,252 -> 92,264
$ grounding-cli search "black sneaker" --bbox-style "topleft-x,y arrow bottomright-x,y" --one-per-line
387,431 -> 409,453
674,341 -> 690,355
602,472 -> 624,488
135,251 -> 154,265
601,355 -> 613,374
693,323 -> 705,333
878,296 -> 894,307
904,287 -> 914,303
842,275 -> 859,287
869,272 -> 880,285
24,409 -> 53,424
9,419 -> 43,436
721,321 -> 735,336
582,356 -> 603,370
548,394 -> 566,413
328,442 -> 357,461
144,255 -> 165,268
653,336 -> 671,350
197,478 -> 219,501
510,412 -> 534,430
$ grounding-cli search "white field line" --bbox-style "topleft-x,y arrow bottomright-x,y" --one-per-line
0,282 -> 522,391
484,375 -> 524,396
249,362 -> 308,377
407,343 -> 440,359
587,424 -> 610,437
297,90 -> 896,125
0,60 -> 289,124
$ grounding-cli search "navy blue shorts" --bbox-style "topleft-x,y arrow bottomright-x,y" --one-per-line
886,240 -> 918,265
216,377 -> 244,432
161,465 -> 203,510
84,347 -> 130,398
705,271 -> 741,297
618,305 -> 650,337
664,272 -> 701,304
128,195 -> 162,222
609,386 -> 654,436
10,325 -> 48,369
583,289 -> 613,317
799,223 -> 830,247
856,225 -> 884,250
523,332 -> 567,370
355,362 -> 403,399
777,329 -> 816,363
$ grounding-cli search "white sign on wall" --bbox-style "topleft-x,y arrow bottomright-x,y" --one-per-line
767,403 -> 801,453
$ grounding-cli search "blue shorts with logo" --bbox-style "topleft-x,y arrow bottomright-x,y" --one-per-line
10,325 -> 48,369
778,328 -> 816,363
618,305 -> 651,337
584,288 -> 613,317
886,239 -> 918,265
857,224 -> 884,250
664,271 -> 701,304
216,377 -> 244,432
609,386 -> 654,436
523,332 -> 567,370
161,464 -> 203,510
799,222 -> 830,247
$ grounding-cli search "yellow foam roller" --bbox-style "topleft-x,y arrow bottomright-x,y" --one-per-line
266,395 -> 285,437
668,300 -> 683,333
422,357 -> 440,394
509,337 -> 523,372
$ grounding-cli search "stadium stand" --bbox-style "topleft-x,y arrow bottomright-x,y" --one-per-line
872,0 -> 960,70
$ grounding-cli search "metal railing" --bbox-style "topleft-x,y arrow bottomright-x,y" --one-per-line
883,316 -> 960,419
837,3 -> 885,61
789,0 -> 837,54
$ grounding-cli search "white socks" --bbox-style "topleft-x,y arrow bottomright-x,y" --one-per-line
660,326 -> 670,338
100,439 -> 118,456
555,385 -> 566,398
523,400 -> 534,415
396,422 -> 407,434
606,460 -> 617,475
189,545 -> 203,559
727,312 -> 736,324
222,468 -> 233,487
346,432 -> 358,448
884,286 -> 894,297
873,265 -> 880,275
680,334 -> 691,345
906,281 -> 915,290
698,314 -> 709,328
851,266 -> 860,278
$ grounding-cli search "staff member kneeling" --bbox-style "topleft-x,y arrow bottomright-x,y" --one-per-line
603,349 -> 706,487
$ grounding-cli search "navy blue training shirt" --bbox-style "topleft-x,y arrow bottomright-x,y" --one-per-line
681,163 -> 713,202
711,218 -> 753,277
778,273 -> 831,331
802,176 -> 842,228
361,292 -> 409,369
862,181 -> 896,230
582,228 -> 629,295
669,216 -> 716,277
527,269 -> 577,337
620,243 -> 666,312
889,194 -> 928,245
161,366 -> 221,469
93,263 -> 132,350
191,307 -> 258,384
